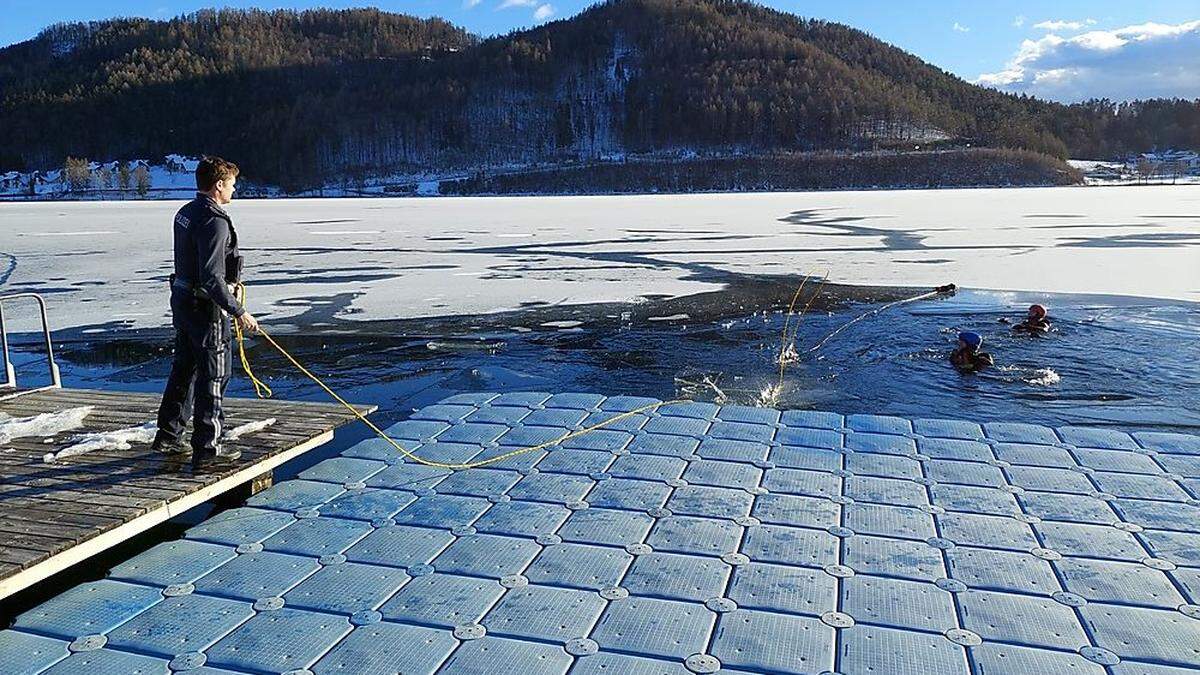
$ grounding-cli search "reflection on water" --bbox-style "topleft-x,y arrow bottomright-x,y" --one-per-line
26,289 -> 1199,447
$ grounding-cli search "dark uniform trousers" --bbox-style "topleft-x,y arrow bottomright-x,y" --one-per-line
156,289 -> 233,458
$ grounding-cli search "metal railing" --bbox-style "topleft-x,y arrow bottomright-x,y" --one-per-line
0,293 -> 62,398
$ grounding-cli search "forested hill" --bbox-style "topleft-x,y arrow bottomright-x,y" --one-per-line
1,0 -> 1196,190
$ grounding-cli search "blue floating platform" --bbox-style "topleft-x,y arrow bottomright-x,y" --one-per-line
4,393 -> 1200,673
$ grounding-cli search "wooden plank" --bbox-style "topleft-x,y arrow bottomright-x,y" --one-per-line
0,529 -> 75,555
0,517 -> 103,546
0,545 -> 46,569
0,508 -> 124,531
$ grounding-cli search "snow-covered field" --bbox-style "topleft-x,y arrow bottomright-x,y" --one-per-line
0,185 -> 1197,333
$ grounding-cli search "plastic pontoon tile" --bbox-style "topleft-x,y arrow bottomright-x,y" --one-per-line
841,575 -> 958,632
1005,465 -> 1095,494
343,437 -> 408,461
599,395 -> 661,412
430,533 -> 542,579
1111,664 -> 1200,675
1034,521 -> 1147,560
1139,529 -> 1200,566
582,410 -> 650,433
104,593 -> 255,656
535,449 -> 615,475
432,468 -> 522,498
508,472 -> 596,503
838,623 -> 967,675
930,484 -> 1019,516
983,422 -> 1059,445
845,452 -> 922,479
569,652 -> 691,675
410,403 -> 478,423
406,441 -> 486,465
1158,453 -> 1200,477
917,437 -> 994,462
846,432 -> 917,455
364,463 -> 452,490
666,485 -> 755,519
0,631 -> 68,675
467,445 -> 549,472
991,443 -> 1078,468
694,438 -> 770,463
708,420 -> 776,443
622,552 -> 731,602
1134,431 -> 1200,455
391,494 -> 492,529
1075,448 -> 1163,473
317,487 -> 418,521
246,479 -> 346,511
642,415 -> 710,438
607,453 -> 688,481
472,500 -> 570,538
12,579 -> 162,639
762,467 -> 840,498
1055,557 -> 1184,608
913,418 -> 986,441
522,407 -> 590,428
586,478 -> 673,511
192,551 -> 319,601
261,516 -> 373,557
646,515 -> 742,556
1112,499 -> 1200,532
343,524 -> 454,568
959,589 -> 1087,651
769,444 -> 842,471
524,543 -> 633,590
936,512 -> 1038,551
39,649 -> 170,675
751,493 -> 840,529
780,409 -> 843,429
283,562 -> 410,614
378,573 -> 505,628
846,475 -> 929,508
847,414 -> 912,435
741,523 -> 839,568
483,584 -> 607,642
1172,567 -> 1200,604
972,642 -> 1104,675
843,503 -> 936,541
203,608 -> 352,673
710,609 -> 835,674
543,392 -> 606,409
185,507 -> 297,546
945,547 -> 1060,595
775,426 -> 843,451
1093,472 -> 1190,501
727,562 -> 837,616
1081,603 -> 1200,667
384,418 -> 453,440
560,429 -> 633,452
558,508 -> 655,547
717,405 -> 781,426
626,432 -> 700,457
591,596 -> 716,660
923,459 -> 1006,488
311,621 -> 458,675
489,392 -> 553,407
438,636 -> 572,675
682,459 -> 763,490
843,535 -> 946,582
657,401 -> 720,420
1019,491 -> 1116,524
497,424 -> 570,448
107,539 -> 236,586
299,457 -> 388,484
1057,426 -> 1139,451
465,405 -> 532,425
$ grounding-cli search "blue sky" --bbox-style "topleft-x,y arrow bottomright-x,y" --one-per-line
3,1 -> 1198,101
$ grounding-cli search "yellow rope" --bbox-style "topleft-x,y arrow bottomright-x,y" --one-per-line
232,287 -> 681,470
233,286 -> 273,399
775,272 -> 829,392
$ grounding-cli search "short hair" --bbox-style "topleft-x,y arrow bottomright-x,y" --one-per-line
196,156 -> 239,191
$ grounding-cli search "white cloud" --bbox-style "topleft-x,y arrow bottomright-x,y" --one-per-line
533,4 -> 555,21
976,19 -> 1200,101
498,0 -> 538,8
1013,15 -> 1026,28
953,22 -> 970,33
463,0 -> 482,8
1033,19 -> 1097,32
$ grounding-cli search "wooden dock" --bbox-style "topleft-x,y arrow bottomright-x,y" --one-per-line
0,387 -> 373,600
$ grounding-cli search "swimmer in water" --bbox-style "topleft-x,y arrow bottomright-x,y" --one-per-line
1012,304 -> 1051,334
950,331 -> 993,373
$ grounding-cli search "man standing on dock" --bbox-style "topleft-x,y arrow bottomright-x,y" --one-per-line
152,156 -> 259,470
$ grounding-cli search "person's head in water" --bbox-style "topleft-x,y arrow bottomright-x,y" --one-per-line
196,156 -> 239,205
1028,304 -> 1047,321
958,331 -> 983,353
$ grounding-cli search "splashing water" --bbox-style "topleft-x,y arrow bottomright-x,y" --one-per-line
1026,368 -> 1061,386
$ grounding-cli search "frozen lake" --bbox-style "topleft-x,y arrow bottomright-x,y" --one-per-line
1,185 -> 1197,332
